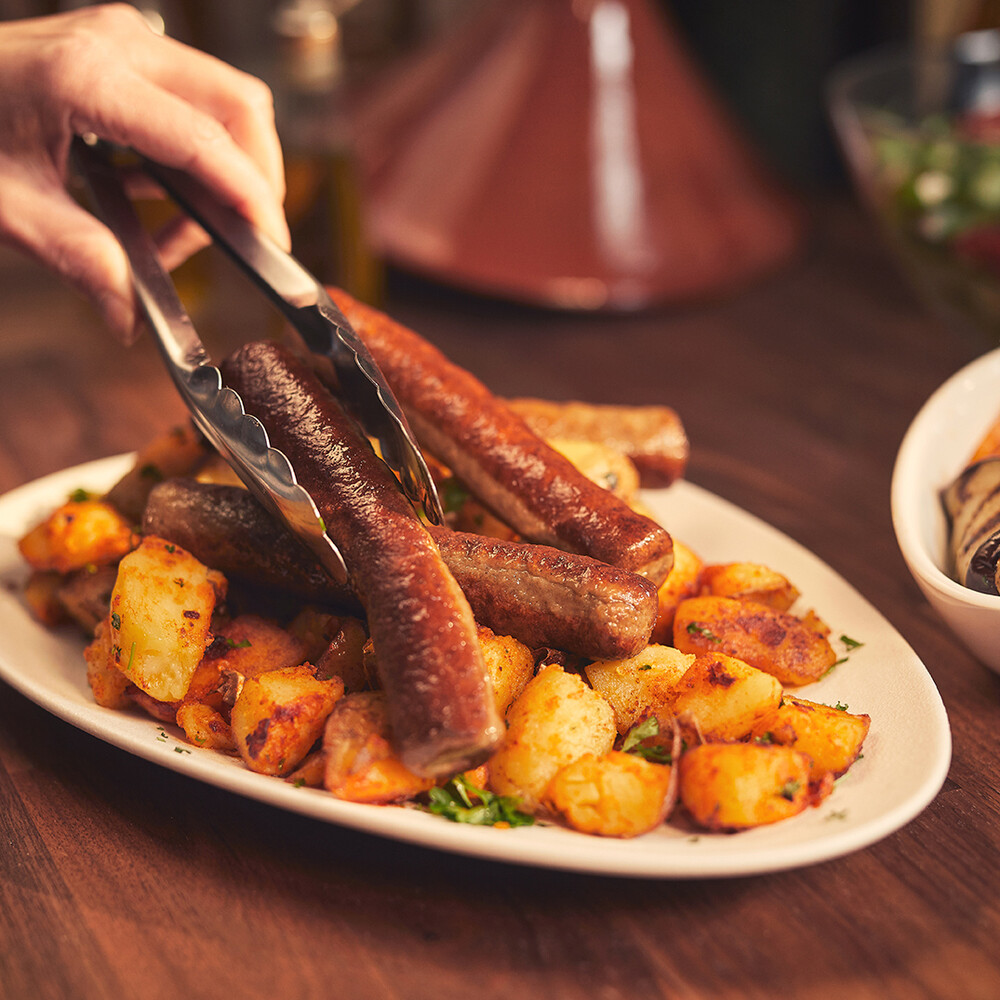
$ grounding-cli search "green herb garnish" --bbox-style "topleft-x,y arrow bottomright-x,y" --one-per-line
686,621 -> 721,643
779,779 -> 802,801
622,717 -> 673,764
426,774 -> 533,827
225,637 -> 252,649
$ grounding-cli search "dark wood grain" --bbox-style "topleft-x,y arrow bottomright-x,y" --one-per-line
2,200 -> 1000,1000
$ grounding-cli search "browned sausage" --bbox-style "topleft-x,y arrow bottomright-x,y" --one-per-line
143,479 -> 658,660
220,341 -> 501,777
327,289 -> 674,585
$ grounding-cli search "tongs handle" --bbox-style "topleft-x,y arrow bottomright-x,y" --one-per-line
137,155 -> 444,526
71,135 -> 351,585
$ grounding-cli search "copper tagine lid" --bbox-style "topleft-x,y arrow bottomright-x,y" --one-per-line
351,0 -> 804,311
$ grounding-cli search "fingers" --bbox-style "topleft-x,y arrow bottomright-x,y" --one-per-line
0,170 -> 139,342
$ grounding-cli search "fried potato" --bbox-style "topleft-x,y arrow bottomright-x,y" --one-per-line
56,564 -> 118,634
231,665 -> 344,776
666,653 -> 783,741
506,397 -> 689,487
18,499 -> 137,574
700,562 -> 800,612
673,595 -> 837,686
23,570 -> 67,627
488,664 -> 616,813
585,644 -> 694,734
544,750 -> 674,837
323,691 -> 435,802
478,625 -> 535,716
84,616 -> 131,709
750,695 -> 870,778
678,742 -> 813,831
288,607 -> 369,689
209,614 -> 311,680
104,423 -> 208,521
548,438 -> 640,499
650,539 -> 703,642
175,701 -> 236,752
108,536 -> 225,702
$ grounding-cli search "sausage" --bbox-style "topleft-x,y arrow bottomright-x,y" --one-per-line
142,478 -> 360,610
220,341 -> 501,778
426,526 -> 657,659
143,478 -> 658,660
327,289 -> 674,585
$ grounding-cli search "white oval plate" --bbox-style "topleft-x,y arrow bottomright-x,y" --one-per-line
0,456 -> 951,878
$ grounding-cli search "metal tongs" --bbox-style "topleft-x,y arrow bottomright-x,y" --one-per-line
71,135 -> 443,586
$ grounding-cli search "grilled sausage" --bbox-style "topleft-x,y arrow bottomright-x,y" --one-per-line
220,341 -> 501,777
327,289 -> 674,585
143,478 -> 658,660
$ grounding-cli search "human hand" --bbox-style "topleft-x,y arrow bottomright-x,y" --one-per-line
0,3 -> 290,342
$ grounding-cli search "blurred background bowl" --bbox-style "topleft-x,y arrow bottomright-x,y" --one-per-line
830,28 -> 1000,340
891,345 -> 1000,673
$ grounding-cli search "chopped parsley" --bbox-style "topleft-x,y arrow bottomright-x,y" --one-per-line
110,611 -> 121,630
225,637 -> 252,649
840,635 -> 863,651
622,717 -> 673,764
779,779 -> 802,801
425,774 -> 533,827
439,478 -> 471,515
68,488 -> 91,503
686,621 -> 721,643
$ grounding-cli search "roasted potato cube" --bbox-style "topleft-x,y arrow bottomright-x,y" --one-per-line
586,645 -> 694,734
231,665 -> 344,776
666,653 -> 783,741
323,691 -> 434,802
678,742 -> 813,831
175,702 -> 236,751
288,608 -> 369,689
650,539 -> 704,642
23,570 -> 68,627
673,595 -> 836,686
84,616 -> 131,709
700,562 -> 800,612
108,536 -> 224,702
56,564 -> 118,634
544,750 -> 674,837
478,625 -> 535,716
207,614 -> 310,680
488,665 -> 616,812
18,499 -> 137,574
549,438 -> 640,499
750,695 -> 870,778
104,423 -> 208,521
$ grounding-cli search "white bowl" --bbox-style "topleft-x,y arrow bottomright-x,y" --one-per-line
892,346 -> 1000,672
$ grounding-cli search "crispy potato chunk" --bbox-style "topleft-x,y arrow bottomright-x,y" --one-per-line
323,691 -> 434,802
18,499 -> 137,574
701,562 -> 800,612
231,665 -> 343,776
84,616 -> 131,709
175,702 -> 236,752
104,424 -> 208,521
544,750 -> 674,837
488,665 -> 616,813
679,742 -> 813,831
478,625 -> 535,716
288,608 -> 369,689
666,653 -> 783,741
108,536 -> 224,702
650,539 -> 704,642
23,570 -> 67,627
549,438 -> 640,499
207,614 -> 310,680
673,595 -> 836,686
586,645 -> 694,735
750,696 -> 870,779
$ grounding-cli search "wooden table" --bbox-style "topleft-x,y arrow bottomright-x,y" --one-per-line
2,199 -> 999,1000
